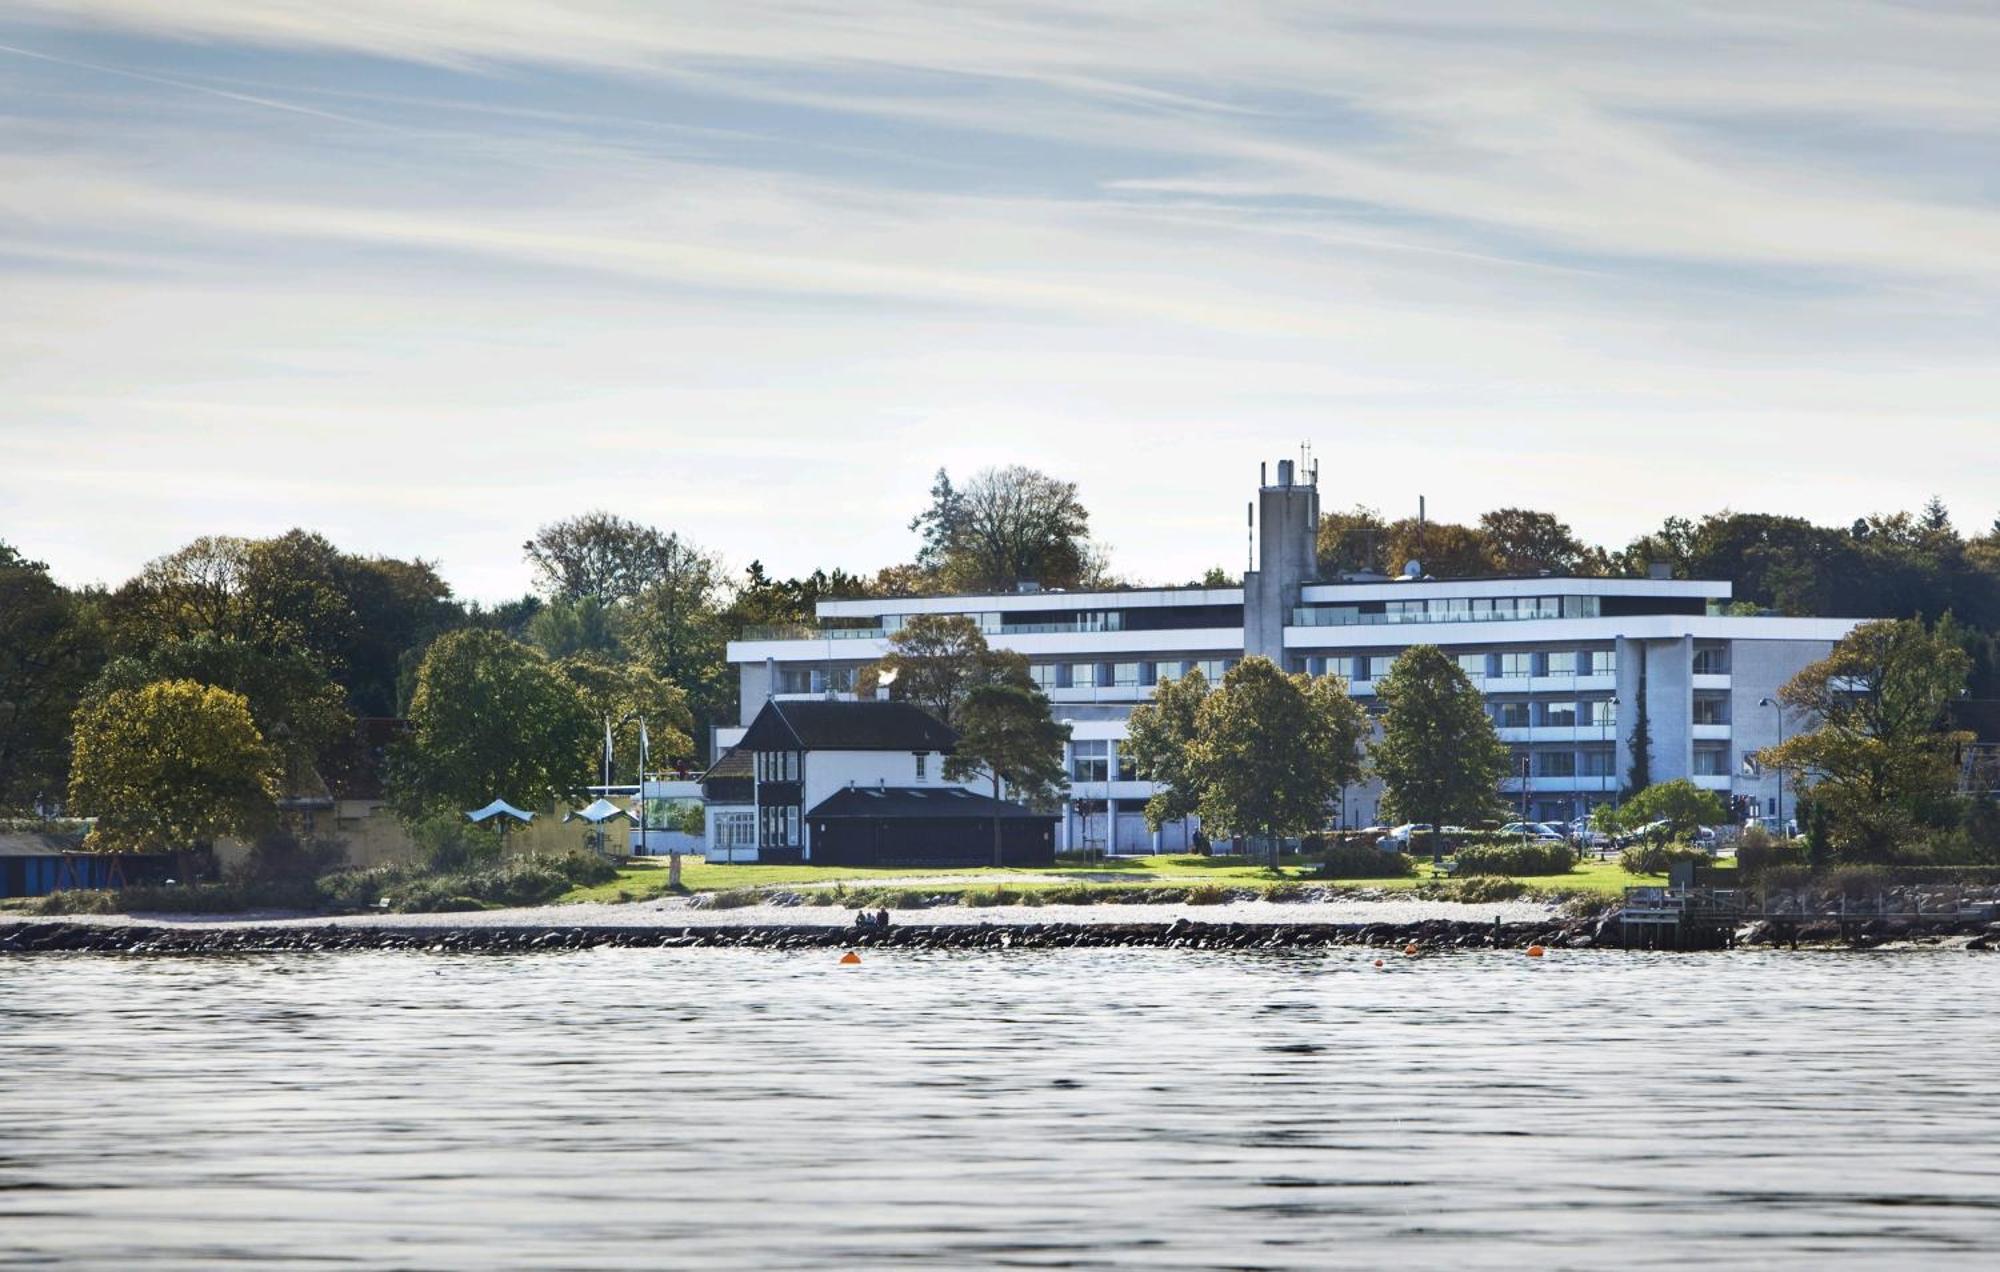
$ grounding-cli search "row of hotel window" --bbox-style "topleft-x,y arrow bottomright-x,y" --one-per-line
1063,743 -> 1739,784
1292,595 -> 1601,626
1299,650 -> 1618,681
1513,747 -> 1734,779
775,646 -> 1730,695
1510,747 -> 1731,778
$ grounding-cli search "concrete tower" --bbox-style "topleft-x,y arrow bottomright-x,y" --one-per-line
1243,458 -> 1319,664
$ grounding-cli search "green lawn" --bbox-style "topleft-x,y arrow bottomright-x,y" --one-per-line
557,852 -> 1682,905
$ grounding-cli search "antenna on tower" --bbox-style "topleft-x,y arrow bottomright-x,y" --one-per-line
1246,501 -> 1254,572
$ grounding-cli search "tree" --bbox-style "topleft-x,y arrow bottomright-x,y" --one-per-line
871,614 -> 1028,729
80,636 -> 351,793
1478,508 -> 1606,575
1761,619 -> 1973,862
1317,506 -> 1389,576
0,543 -> 104,812
1370,645 -> 1509,848
392,630 -> 596,816
557,656 -> 696,782
1380,518 -> 1500,578
1188,657 -> 1366,868
617,536 -> 729,746
1626,678 -> 1653,794
1618,779 -> 1727,840
527,595 -> 622,660
1124,668 -> 1211,833
68,679 -> 281,855
947,682 -> 1070,866
524,512 -> 709,606
910,465 -> 1094,591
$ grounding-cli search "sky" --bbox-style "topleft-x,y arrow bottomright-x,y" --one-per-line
3,2 -> 1998,601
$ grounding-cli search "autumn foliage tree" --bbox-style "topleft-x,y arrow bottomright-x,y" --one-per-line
68,679 -> 281,854
1761,619 -> 1973,862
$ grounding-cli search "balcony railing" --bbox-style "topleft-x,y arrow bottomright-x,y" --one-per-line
739,624 -> 887,641
740,619 -> 1132,641
1292,606 -> 1584,628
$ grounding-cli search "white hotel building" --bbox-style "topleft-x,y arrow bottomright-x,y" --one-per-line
724,460 -> 1859,852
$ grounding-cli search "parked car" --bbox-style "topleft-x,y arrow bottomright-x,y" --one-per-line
1500,822 -> 1565,842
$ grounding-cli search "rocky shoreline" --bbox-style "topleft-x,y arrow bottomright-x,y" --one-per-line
5,914 -> 1996,954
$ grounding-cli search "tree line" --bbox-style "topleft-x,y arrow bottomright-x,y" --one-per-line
3,464 -> 1997,862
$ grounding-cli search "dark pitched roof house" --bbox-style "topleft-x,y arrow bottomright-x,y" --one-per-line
809,786 -> 1052,820
735,699 -> 957,754
806,785 -> 1057,868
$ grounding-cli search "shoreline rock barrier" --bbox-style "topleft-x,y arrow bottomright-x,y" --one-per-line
4,915 -> 1994,955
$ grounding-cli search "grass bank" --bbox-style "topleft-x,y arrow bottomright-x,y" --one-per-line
558,853 -> 1674,906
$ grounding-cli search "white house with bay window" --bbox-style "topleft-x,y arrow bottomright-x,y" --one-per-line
723,460 -> 1861,850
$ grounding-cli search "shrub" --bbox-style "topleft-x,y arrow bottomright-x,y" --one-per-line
1184,883 -> 1229,905
1262,882 -> 1305,902
1438,876 -> 1526,903
705,888 -> 762,910
1456,840 -> 1575,876
1313,839 -> 1416,879
406,812 -> 503,874
1040,884 -> 1096,906
1620,840 -> 1710,875
1821,863 -> 1891,899
240,829 -> 347,884
1734,833 -> 1807,877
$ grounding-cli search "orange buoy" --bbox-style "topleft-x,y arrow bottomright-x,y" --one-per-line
1372,958 -> 1384,968
839,951 -> 862,965
1402,943 -> 1419,957
1526,945 -> 1546,958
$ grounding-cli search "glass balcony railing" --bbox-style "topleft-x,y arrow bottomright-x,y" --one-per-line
1292,604 -> 1586,627
739,624 -> 887,641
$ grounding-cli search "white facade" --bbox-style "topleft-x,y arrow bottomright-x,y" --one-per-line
724,463 -> 1860,847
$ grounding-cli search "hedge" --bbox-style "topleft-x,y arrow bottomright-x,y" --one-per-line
1454,840 -> 1575,876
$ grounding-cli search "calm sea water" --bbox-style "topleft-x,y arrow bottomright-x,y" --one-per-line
3,947 -> 1997,1269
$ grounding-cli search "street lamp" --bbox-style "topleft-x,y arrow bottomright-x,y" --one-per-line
1758,696 -> 1787,836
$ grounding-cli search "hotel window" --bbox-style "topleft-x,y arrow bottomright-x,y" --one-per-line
1587,699 -> 1617,727
1541,700 -> 1579,728
1693,746 -> 1731,776
776,667 -> 813,694
1544,651 -> 1578,677
1537,750 -> 1578,778
1155,661 -> 1183,683
1071,740 -> 1108,783
1193,659 -> 1233,681
1456,654 -> 1488,679
1030,664 -> 1060,690
1693,695 -> 1730,726
1561,596 -> 1601,619
756,751 -> 799,782
1071,662 -> 1099,688
1579,748 -> 1616,777
1116,751 -> 1137,781
1497,653 -> 1532,679
1111,662 -> 1142,688
1366,655 -> 1396,681
1386,600 -> 1424,622
1493,701 -> 1530,729
1693,643 -> 1731,675
1586,649 -> 1618,676
914,752 -> 928,781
